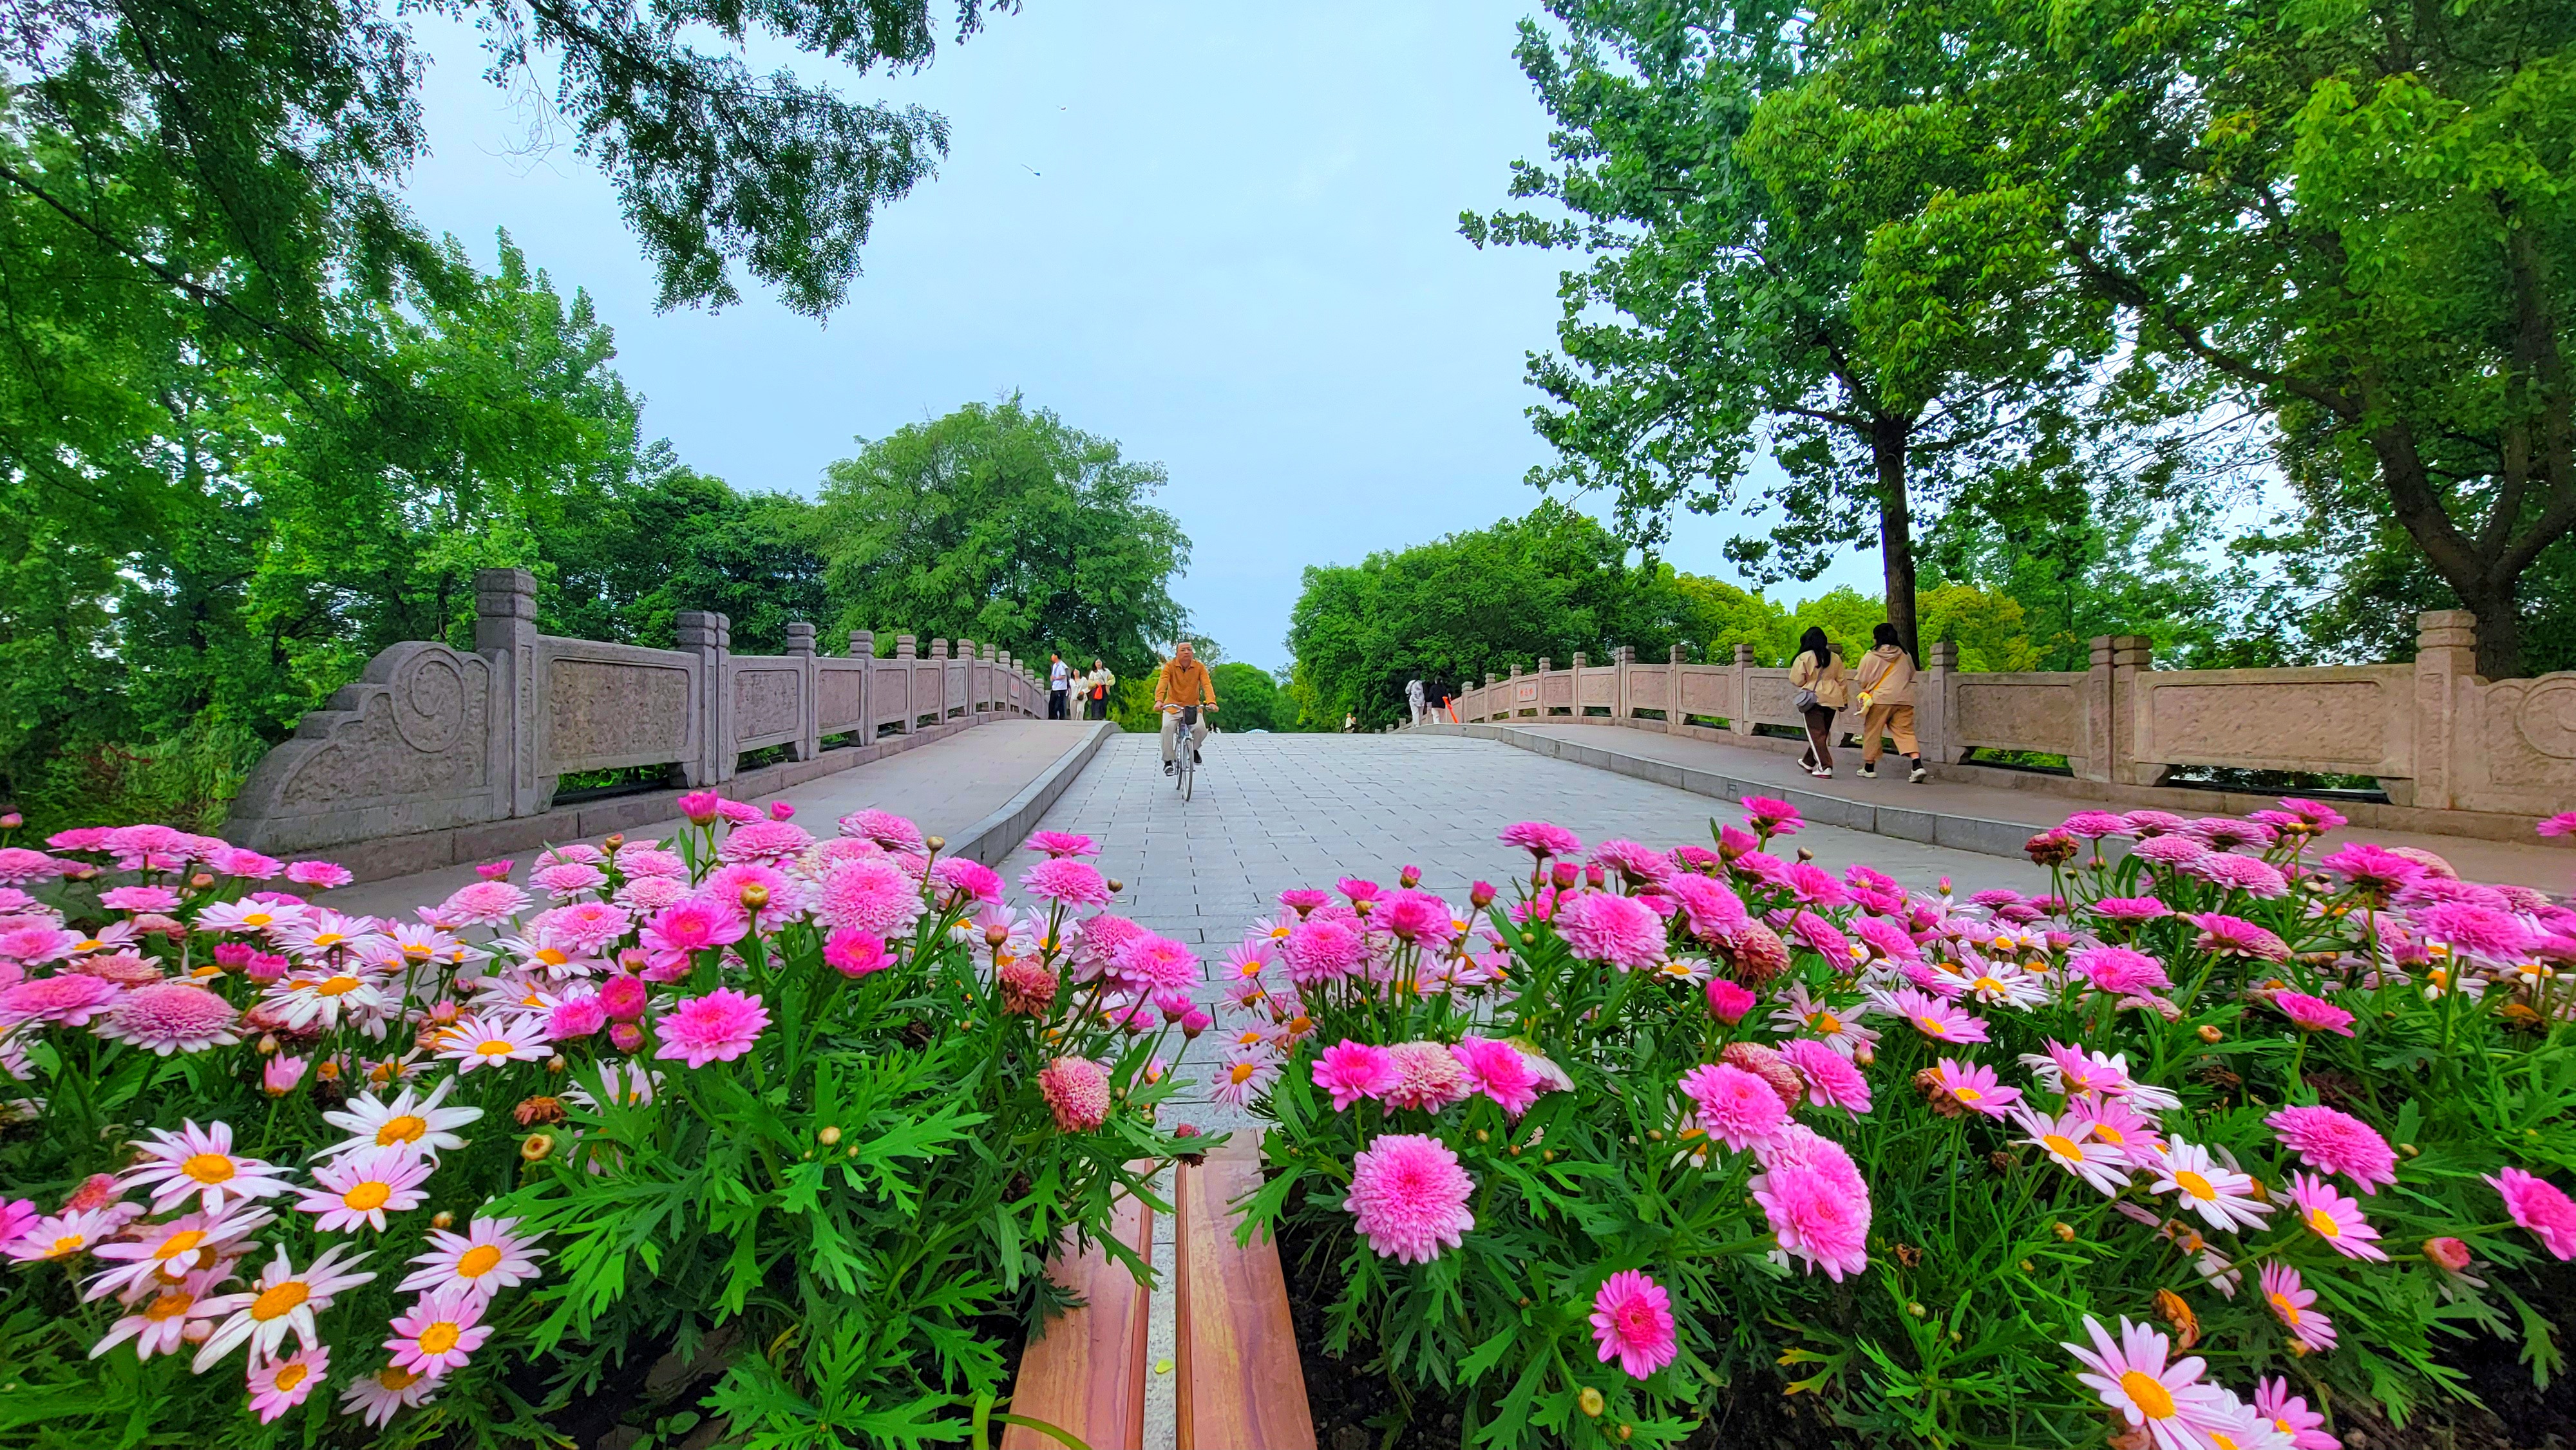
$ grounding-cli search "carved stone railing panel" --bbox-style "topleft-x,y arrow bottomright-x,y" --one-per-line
1951,675 -> 2084,758
731,660 -> 807,753
1577,667 -> 1616,710
229,643 -> 507,854
2130,666 -> 2409,777
542,642 -> 700,774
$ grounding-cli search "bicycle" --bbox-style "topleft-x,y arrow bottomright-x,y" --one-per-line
1162,703 -> 1211,800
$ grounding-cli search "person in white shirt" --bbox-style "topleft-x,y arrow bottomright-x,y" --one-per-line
1406,677 -> 1426,727
1048,654 -> 1070,719
1083,659 -> 1114,720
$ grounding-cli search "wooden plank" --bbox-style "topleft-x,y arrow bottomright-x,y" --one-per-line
1003,1190 -> 1153,1450
1176,1142 -> 1317,1450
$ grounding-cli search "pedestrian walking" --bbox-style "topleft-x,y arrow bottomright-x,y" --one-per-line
1048,654 -> 1070,720
1853,623 -> 1926,784
1788,626 -> 1848,778
1406,677 -> 1426,728
1343,711 -> 1357,733
1083,658 -> 1114,720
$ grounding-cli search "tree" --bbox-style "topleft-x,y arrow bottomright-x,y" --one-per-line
812,399 -> 1192,684
1209,663 -> 1287,733
1465,0 -> 2111,661
1824,0 -> 2575,677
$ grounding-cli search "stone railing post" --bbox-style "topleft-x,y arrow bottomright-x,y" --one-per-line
2076,636 -> 2117,781
1508,663 -> 1522,719
1667,643 -> 1687,735
2107,636 -> 2152,784
896,634 -> 916,659
1730,644 -> 1756,736
1614,645 -> 1634,722
1539,657 -> 1555,717
1920,641 -> 1957,764
474,567 -> 544,816
677,610 -> 733,785
785,621 -> 819,760
2412,610 -> 2477,810
849,630 -> 877,745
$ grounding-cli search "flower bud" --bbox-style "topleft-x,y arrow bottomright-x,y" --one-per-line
740,883 -> 770,910
1469,880 -> 1495,908
925,835 -> 946,854
2423,1236 -> 2472,1272
1578,1388 -> 1605,1418
609,1022 -> 644,1052
190,873 -> 214,889
476,859 -> 515,881
1107,878 -> 1124,894
1551,862 -> 1578,889
769,801 -> 795,822
2197,1024 -> 2224,1044
603,834 -> 625,852
431,1211 -> 454,1230
0,812 -> 19,829
520,1132 -> 555,1162
515,1095 -> 567,1127
1584,864 -> 1606,889
819,1125 -> 843,1145
1399,865 -> 1421,889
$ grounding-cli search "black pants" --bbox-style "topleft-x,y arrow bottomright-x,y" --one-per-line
1048,688 -> 1067,719
1800,704 -> 1837,771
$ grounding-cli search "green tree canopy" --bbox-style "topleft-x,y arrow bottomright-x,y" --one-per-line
812,399 -> 1192,683
1208,663 -> 1288,733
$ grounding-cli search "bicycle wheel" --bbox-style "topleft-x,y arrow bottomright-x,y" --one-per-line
1180,758 -> 1193,800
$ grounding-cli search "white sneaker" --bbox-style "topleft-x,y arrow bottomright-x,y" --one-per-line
1813,767 -> 1833,779
1909,764 -> 1928,784
1857,764 -> 1877,780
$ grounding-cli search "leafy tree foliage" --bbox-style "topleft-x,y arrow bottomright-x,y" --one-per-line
1209,663 -> 1289,733
811,398 -> 1193,686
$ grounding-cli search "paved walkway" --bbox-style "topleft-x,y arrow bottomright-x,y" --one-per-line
1475,722 -> 2575,893
327,721 -> 1102,919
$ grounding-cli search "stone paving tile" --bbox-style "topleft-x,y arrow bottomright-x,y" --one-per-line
327,721 -> 1095,919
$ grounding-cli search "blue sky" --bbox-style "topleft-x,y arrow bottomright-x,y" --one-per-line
400,2 -> 1874,672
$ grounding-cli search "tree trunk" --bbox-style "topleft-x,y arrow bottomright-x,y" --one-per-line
1871,415 -> 1921,663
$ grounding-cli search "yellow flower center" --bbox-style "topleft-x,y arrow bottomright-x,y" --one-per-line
456,1244 -> 504,1279
402,943 -> 434,959
48,1233 -> 84,1256
475,1039 -> 516,1057
182,1153 -> 236,1184
243,912 -> 274,928
343,1181 -> 393,1212
2269,1292 -> 2301,1325
1952,1085 -> 1984,1102
377,1115 -> 427,1145
376,1366 -> 420,1391
2175,1171 -> 2216,1202
2308,1207 -> 2342,1238
251,1281 -> 309,1321
154,1229 -> 207,1261
311,932 -> 347,948
535,947 -> 569,966
2042,1133 -> 2083,1162
2092,1125 -> 2127,1147
415,1321 -> 461,1355
1230,1062 -> 1258,1084
273,1361 -> 310,1391
314,975 -> 361,997
1916,1015 -> 1949,1037
2119,1370 -> 2177,1420
1971,976 -> 2002,993
144,1290 -> 194,1321
1815,1012 -> 1840,1033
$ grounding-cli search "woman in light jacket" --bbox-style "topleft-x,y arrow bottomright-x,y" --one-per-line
1787,626 -> 1848,778
1853,622 -> 1924,782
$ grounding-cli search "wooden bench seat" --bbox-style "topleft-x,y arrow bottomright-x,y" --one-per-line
1175,1142 -> 1316,1450
1002,1189 -> 1154,1450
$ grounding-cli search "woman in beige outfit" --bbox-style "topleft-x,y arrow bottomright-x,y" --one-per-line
1854,622 -> 1926,783
1786,626 -> 1848,777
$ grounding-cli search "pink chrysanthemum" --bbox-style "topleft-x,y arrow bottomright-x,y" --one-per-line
1589,1270 -> 1679,1380
2074,946 -> 2172,996
821,856 -> 927,937
1786,911 -> 1852,967
2129,833 -> 2208,867
998,957 -> 1057,1016
718,820 -> 814,865
2268,1106 -> 2398,1194
1283,919 -> 1366,986
1112,934 -> 1200,993
638,896 -> 748,968
529,862 -> 609,898
1753,1132 -> 1871,1281
1021,857 -> 1113,909
1663,873 -> 1748,943
1678,1062 -> 1786,1151
2090,896 -> 2173,923
2416,902 -> 2537,961
837,808 -> 927,853
2288,1172 -> 2387,1260
1705,978 -> 1756,1023
1848,915 -> 1918,964
1498,821 -> 1581,858
1037,1055 -> 1111,1131
2061,811 -> 2132,840
931,857 -> 1005,905
2185,851 -> 2290,898
1343,1133 -> 1474,1263
1740,797 -> 1802,837
2489,1167 -> 2576,1259
1383,1040 -> 1471,1111
2190,912 -> 2292,963
824,928 -> 891,978
1451,1036 -> 1541,1117
95,981 -> 240,1054
1555,891 -> 1668,971
0,972 -> 122,1028
1378,890 -> 1455,947
652,988 -> 770,1068
1590,839 -> 1674,883
1312,1040 -> 1403,1111
1025,830 -> 1099,858
2271,991 -> 2354,1036
545,994 -> 607,1040
1778,1038 -> 1873,1115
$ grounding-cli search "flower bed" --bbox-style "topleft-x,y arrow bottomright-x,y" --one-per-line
1224,803 -> 2576,1449
0,804 -> 1191,1445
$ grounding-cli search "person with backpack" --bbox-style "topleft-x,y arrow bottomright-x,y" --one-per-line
1853,623 -> 1926,783
1786,626 -> 1848,778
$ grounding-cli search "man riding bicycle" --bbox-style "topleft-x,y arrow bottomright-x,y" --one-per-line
1156,641 -> 1218,776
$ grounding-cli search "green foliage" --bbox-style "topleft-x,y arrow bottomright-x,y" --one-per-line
1208,663 -> 1288,733
813,397 -> 1193,690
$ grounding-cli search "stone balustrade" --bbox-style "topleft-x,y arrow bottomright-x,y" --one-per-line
1450,612 -> 2576,828
223,567 -> 1052,874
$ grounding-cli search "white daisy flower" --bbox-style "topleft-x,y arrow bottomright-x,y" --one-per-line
118,1120 -> 295,1214
319,1077 -> 482,1159
189,1243 -> 375,1371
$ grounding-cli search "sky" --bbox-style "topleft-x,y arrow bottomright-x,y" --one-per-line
399,2 -> 1876,673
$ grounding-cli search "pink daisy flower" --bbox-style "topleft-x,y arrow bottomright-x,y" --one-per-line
1037,1055 -> 1112,1131
298,1144 -> 433,1232
1383,1040 -> 1471,1111
2148,1140 -> 2272,1233
652,988 -> 770,1068
931,856 -> 1005,905
248,1344 -> 330,1422
1589,1270 -> 1679,1379
2268,1106 -> 2397,1194
2271,991 -> 2354,1036
1740,797 -> 1801,838
339,1362 -> 439,1425
399,1216 -> 547,1301
1209,1050 -> 1281,1109
2060,1316 -> 2227,1450
2016,1107 -> 2131,1196
1678,1062 -> 1786,1151
0,972 -> 122,1028
1778,1038 -> 1872,1115
1343,1133 -> 1474,1263
2253,1377 -> 2340,1450
1451,1036 -> 1542,1117
386,1283 -> 492,1377
1877,986 -> 1988,1045
1554,890 -> 1669,972
2488,1167 -> 2576,1259
2319,843 -> 2421,898
120,1120 -> 294,1214
2260,1262 -> 2336,1352
2190,912 -> 2292,963
2287,1172 -> 2386,1260
1312,1040 -> 1402,1111
1024,830 -> 1099,858
1923,1059 -> 2020,1118
1498,821 -> 1581,858
284,860 -> 353,890
191,1243 -> 376,1371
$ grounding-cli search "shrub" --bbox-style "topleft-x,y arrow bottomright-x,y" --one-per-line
0,807 -> 1188,1446
1232,802 -> 2576,1447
